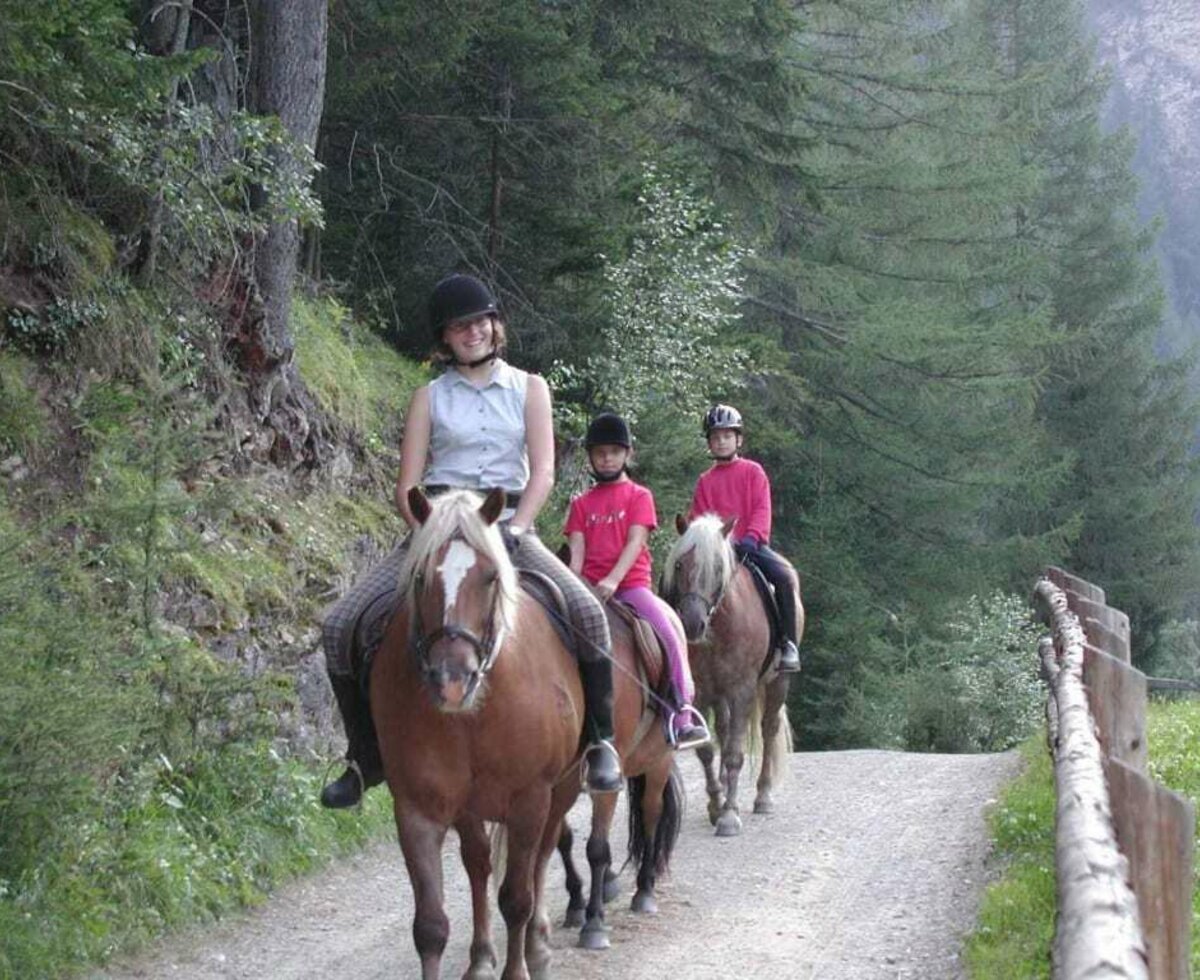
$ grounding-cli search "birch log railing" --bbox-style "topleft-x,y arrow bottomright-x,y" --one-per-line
1035,567 -> 1194,980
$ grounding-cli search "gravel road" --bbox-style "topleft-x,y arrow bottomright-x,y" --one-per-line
93,748 -> 1020,980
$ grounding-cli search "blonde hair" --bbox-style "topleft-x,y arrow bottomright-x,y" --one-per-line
661,514 -> 735,600
398,490 -> 519,635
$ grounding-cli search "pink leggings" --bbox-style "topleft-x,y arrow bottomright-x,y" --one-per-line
615,586 -> 694,706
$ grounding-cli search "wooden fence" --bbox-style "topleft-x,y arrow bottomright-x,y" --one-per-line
1035,567 -> 1194,979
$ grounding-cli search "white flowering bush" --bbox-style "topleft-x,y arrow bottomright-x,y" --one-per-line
550,162 -> 751,432
903,592 -> 1044,753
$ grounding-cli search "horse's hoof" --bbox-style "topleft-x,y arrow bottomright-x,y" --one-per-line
464,945 -> 497,980
527,949 -> 553,980
578,920 -> 611,950
753,797 -> 774,815
630,890 -> 658,914
563,907 -> 585,928
707,800 -> 722,826
603,871 -> 621,904
715,811 -> 743,837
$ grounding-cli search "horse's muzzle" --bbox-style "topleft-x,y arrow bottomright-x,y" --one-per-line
678,594 -> 711,643
424,661 -> 481,712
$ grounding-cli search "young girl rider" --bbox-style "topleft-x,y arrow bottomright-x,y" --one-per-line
566,413 -> 709,748
318,273 -> 622,808
689,404 -> 802,673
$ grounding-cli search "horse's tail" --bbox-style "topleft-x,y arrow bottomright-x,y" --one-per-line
626,762 -> 685,876
750,682 -> 794,787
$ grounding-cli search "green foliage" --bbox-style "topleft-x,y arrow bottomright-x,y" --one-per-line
902,593 -> 1045,753
0,355 -> 48,455
293,295 -> 428,452
968,701 -> 1200,978
965,736 -> 1055,979
1145,620 -> 1200,687
0,294 -> 408,978
551,162 -> 752,432
1144,700 -> 1200,974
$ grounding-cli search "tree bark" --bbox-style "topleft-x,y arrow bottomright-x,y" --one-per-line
237,0 -> 329,466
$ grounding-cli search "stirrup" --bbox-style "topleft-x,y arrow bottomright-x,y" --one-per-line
580,739 -> 622,793
666,705 -> 711,751
319,758 -> 366,809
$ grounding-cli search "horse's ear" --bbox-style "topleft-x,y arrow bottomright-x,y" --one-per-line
409,487 -> 432,525
675,513 -> 688,535
479,487 -> 505,525
720,515 -> 737,538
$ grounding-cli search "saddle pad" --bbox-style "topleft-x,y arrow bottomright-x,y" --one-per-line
517,569 -> 574,653
607,600 -> 668,695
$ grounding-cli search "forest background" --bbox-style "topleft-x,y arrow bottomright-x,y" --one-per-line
2,0 -> 1199,975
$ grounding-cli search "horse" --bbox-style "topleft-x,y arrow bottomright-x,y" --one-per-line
661,513 -> 802,837
369,486 -> 679,979
370,487 -> 581,980
557,603 -> 685,951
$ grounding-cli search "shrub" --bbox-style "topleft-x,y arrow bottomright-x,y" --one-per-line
902,592 -> 1043,753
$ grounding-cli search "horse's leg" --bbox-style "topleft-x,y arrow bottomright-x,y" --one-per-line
556,821 -> 586,927
526,805 -> 570,980
498,789 -> 550,980
754,674 -> 791,815
696,698 -> 729,826
396,805 -> 451,980
457,816 -> 498,980
578,791 -> 618,950
715,692 -> 752,837
631,765 -> 669,914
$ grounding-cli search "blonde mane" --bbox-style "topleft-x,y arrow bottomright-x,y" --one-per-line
662,513 -> 735,599
399,490 -> 519,635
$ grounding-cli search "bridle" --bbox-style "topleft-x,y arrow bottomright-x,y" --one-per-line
408,550 -> 504,700
672,547 -> 743,634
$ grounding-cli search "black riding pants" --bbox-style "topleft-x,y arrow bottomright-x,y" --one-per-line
735,541 -> 798,646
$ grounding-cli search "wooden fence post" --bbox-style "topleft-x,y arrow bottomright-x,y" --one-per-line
1082,645 -> 1148,773
1107,759 -> 1195,980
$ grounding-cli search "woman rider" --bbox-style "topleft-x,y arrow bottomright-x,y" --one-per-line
318,273 -> 623,807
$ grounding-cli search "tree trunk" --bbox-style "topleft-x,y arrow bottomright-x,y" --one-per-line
239,0 -> 330,467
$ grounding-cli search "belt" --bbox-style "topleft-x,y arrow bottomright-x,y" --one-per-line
423,484 -> 523,510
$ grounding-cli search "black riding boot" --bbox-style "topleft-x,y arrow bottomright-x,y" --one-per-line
320,674 -> 384,809
578,658 -> 622,794
775,585 -> 802,673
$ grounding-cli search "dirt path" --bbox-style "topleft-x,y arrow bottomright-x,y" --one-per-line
93,749 -> 1019,980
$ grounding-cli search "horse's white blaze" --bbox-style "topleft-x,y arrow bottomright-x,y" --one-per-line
439,540 -> 477,621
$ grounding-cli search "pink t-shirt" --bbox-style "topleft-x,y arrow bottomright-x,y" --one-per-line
688,456 -> 772,544
565,479 -> 658,590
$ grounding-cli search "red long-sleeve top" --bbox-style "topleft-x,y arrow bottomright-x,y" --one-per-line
687,457 -> 772,544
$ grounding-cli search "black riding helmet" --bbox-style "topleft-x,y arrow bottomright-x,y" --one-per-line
585,412 -> 633,449
428,273 -> 499,339
703,404 -> 744,436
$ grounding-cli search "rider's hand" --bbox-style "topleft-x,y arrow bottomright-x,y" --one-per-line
595,576 -> 620,602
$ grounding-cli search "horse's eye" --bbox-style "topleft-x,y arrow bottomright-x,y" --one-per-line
484,570 -> 498,585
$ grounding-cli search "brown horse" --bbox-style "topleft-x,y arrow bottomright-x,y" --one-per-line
567,606 -> 684,950
661,514 -> 801,836
371,488 -> 581,980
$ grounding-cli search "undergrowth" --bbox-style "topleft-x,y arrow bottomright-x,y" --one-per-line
0,289 -> 415,979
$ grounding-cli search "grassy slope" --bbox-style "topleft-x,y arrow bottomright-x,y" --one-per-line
0,296 -> 423,979
966,700 -> 1200,978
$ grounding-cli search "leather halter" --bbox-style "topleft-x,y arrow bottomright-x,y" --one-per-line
408,550 -> 504,701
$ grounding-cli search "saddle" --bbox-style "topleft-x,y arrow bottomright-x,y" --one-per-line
606,599 -> 669,697
741,559 -> 784,676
